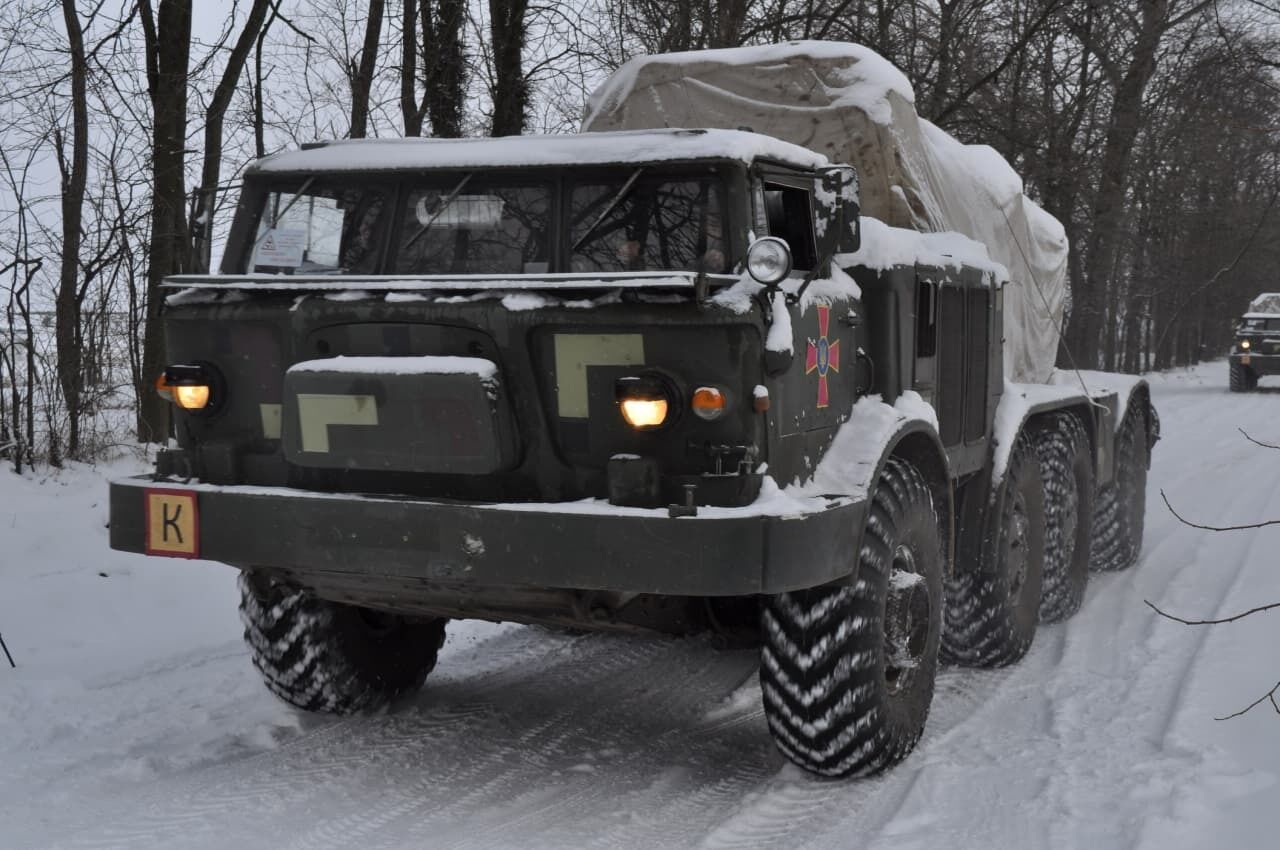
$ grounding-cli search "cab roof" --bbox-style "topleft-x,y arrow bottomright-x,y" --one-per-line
247,128 -> 829,175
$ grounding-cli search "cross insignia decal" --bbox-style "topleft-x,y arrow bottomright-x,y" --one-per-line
805,305 -> 840,408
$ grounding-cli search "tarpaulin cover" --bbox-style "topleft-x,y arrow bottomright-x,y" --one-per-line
584,41 -> 1068,383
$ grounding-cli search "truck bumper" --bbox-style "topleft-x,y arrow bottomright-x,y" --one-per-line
109,476 -> 862,597
1231,352 -> 1280,375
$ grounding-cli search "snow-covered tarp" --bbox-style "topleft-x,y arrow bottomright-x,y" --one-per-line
1245,292 -> 1280,315
584,41 -> 1069,385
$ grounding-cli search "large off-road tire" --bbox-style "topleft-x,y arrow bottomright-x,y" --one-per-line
1229,361 -> 1257,392
1090,397 -> 1150,572
238,571 -> 447,713
760,457 -> 944,778
943,430 -> 1045,667
1033,412 -> 1096,623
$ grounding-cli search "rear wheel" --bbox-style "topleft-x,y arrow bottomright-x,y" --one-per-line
760,457 -> 944,778
1091,398 -> 1150,572
239,571 -> 447,713
943,430 -> 1045,667
1033,413 -> 1095,622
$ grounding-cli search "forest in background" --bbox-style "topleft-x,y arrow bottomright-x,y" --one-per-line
2,0 -> 1279,468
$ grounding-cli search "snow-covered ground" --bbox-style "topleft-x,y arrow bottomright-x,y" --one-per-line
2,360 -> 1277,849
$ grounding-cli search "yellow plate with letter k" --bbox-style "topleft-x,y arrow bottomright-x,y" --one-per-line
145,489 -> 199,558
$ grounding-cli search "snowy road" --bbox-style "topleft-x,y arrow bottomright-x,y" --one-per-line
2,361 -> 1277,849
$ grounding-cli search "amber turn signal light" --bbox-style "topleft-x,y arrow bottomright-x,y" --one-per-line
691,386 -> 727,420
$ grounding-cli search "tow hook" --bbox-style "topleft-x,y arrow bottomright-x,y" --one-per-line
669,484 -> 699,518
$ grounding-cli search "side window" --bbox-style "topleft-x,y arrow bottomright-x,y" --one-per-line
937,285 -> 964,447
916,279 -> 937,357
763,182 -> 818,271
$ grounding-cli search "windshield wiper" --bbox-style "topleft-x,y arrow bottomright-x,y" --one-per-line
571,167 -> 646,252
403,172 -> 474,250
254,176 -> 316,247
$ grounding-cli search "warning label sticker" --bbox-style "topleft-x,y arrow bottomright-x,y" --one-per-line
256,228 -> 306,267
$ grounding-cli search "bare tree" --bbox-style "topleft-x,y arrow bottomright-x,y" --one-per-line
137,0 -> 192,444
189,0 -> 274,273
349,0 -> 386,138
489,0 -> 529,136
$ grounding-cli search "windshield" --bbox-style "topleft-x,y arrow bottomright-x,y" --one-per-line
248,180 -> 388,274
569,174 -> 726,273
392,180 -> 551,275
1239,317 -> 1280,332
241,168 -> 732,276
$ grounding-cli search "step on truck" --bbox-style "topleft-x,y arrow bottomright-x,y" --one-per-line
110,42 -> 1158,777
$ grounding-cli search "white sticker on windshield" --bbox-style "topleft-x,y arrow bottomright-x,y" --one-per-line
256,228 -> 306,267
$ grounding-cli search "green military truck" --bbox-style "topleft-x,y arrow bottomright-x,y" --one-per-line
110,43 -> 1157,778
1229,292 -> 1280,392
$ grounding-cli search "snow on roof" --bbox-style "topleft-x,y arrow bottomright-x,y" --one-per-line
247,129 -> 827,175
837,216 -> 1009,280
1247,292 -> 1280,314
585,41 -> 915,127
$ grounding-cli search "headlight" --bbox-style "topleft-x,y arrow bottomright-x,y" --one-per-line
1241,339 -> 1251,350
746,237 -> 792,286
616,374 -> 676,430
157,364 -> 216,412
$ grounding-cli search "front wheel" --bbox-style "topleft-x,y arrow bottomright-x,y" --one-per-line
239,572 -> 447,714
760,457 -> 944,778
1229,361 -> 1256,392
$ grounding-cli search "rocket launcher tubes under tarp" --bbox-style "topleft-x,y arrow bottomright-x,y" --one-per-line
583,41 -> 1068,385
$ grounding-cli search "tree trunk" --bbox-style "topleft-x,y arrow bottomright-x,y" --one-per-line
1066,0 -> 1169,368
401,0 -> 421,135
189,0 -> 271,274
423,0 -> 466,137
349,0 -> 385,139
137,0 -> 193,444
56,0 -> 89,461
489,0 -> 528,136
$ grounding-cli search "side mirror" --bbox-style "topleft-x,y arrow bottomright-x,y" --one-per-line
816,165 -> 861,257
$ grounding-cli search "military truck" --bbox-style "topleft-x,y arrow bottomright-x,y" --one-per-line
109,43 -> 1157,778
1229,292 -> 1280,392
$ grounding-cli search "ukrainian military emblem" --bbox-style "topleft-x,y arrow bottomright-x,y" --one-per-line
805,305 -> 840,408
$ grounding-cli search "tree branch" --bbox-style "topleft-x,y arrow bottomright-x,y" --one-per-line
1215,681 -> 1280,721
1144,598 -> 1280,625
1238,428 -> 1280,450
1161,488 -> 1280,531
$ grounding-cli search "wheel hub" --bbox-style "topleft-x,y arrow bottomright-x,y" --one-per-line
1007,493 -> 1030,603
884,544 -> 931,695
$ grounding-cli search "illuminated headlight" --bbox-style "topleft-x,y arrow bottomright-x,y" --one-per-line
616,374 -> 676,430
1241,339 -> 1251,350
158,364 -> 216,412
746,237 -> 792,286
